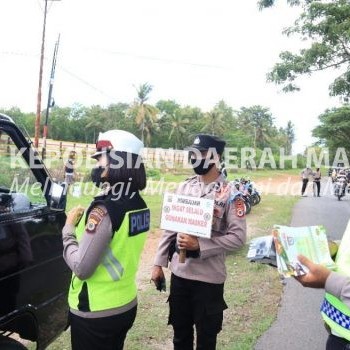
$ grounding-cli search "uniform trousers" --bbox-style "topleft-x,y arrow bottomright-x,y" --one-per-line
326,334 -> 350,350
69,306 -> 137,350
315,180 -> 321,196
301,179 -> 309,195
168,273 -> 227,350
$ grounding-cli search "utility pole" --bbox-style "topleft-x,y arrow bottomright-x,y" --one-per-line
42,34 -> 60,158
34,0 -> 61,149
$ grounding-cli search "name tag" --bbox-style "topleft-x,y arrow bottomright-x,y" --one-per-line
129,209 -> 150,236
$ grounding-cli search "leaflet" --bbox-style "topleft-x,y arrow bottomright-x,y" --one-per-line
272,225 -> 336,277
246,225 -> 336,277
246,235 -> 277,267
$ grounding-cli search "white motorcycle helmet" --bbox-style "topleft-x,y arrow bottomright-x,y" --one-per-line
91,130 -> 144,159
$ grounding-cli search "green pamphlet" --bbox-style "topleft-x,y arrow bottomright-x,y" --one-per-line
247,225 -> 336,277
273,225 -> 335,277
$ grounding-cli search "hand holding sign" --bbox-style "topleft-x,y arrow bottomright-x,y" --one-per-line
177,233 -> 200,250
177,233 -> 200,263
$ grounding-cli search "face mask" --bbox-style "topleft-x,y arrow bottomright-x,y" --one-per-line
91,166 -> 106,187
190,158 -> 215,175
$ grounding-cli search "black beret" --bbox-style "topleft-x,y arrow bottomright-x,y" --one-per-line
186,134 -> 225,155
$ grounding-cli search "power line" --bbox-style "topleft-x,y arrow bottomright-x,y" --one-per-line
0,48 -> 234,104
0,48 -> 231,71
0,51 -> 38,58
58,66 -> 117,100
0,50 -> 116,100
85,47 -> 230,70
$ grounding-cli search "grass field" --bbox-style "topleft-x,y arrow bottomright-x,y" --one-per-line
41,170 -> 299,350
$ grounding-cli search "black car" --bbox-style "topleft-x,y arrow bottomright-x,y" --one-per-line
0,114 -> 70,349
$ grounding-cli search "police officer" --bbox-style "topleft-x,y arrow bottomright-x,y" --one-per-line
313,167 -> 322,197
296,219 -> 350,350
300,167 -> 313,196
151,134 -> 247,350
64,158 -> 75,185
62,130 -> 150,350
296,254 -> 350,349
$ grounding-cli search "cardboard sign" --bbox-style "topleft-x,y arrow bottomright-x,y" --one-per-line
160,192 -> 214,238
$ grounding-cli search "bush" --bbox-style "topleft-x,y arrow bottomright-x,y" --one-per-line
146,168 -> 161,180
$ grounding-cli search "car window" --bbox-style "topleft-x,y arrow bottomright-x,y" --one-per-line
0,130 -> 46,214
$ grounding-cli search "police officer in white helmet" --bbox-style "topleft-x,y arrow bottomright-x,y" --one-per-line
62,130 -> 150,350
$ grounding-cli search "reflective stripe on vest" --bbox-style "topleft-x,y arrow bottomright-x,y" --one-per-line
321,293 -> 350,341
320,219 -> 350,341
102,247 -> 124,281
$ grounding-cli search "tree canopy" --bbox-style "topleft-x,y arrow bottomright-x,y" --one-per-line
259,0 -> 350,100
0,98 -> 295,159
312,105 -> 350,156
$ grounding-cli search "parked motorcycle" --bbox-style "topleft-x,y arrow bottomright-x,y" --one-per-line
229,178 -> 261,214
245,181 -> 261,206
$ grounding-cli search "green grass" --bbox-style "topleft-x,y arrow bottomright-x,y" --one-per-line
41,171 -> 299,350
226,168 -> 302,181
217,193 -> 299,349
65,184 -> 95,210
246,194 -> 299,238
142,193 -> 162,230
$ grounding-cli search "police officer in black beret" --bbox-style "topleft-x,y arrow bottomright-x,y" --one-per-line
152,134 -> 247,350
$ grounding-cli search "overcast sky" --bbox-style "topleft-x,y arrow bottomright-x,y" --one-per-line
0,0 -> 341,153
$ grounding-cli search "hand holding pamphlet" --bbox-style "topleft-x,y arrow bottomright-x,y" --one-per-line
247,225 -> 336,278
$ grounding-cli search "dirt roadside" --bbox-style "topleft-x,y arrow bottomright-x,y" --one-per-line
254,174 -> 301,196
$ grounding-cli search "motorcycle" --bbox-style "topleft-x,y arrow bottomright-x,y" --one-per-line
245,181 -> 261,206
333,179 -> 347,201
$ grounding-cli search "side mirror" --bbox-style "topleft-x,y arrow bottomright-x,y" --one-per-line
49,182 -> 67,210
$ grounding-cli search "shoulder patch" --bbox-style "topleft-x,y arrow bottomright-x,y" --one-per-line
86,207 -> 107,234
234,197 -> 245,218
129,209 -> 150,236
92,206 -> 107,218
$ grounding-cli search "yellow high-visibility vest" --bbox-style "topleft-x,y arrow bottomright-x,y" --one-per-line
321,220 -> 350,341
68,207 -> 149,311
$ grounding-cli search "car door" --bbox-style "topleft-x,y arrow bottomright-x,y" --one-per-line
0,121 -> 70,347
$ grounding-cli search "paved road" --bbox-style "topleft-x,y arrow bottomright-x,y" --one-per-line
255,179 -> 350,350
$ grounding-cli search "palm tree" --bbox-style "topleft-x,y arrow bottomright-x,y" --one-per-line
85,105 -> 106,143
238,106 -> 274,149
201,110 -> 225,136
128,83 -> 159,145
168,112 -> 189,149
